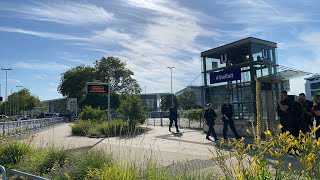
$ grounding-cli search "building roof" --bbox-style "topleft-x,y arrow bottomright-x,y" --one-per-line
305,74 -> 320,81
201,37 -> 277,57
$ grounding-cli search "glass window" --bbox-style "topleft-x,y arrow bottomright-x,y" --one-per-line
251,43 -> 276,62
311,82 -> 320,90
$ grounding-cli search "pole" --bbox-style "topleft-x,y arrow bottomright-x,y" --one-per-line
1,68 -> 12,116
10,89 -> 12,116
170,69 -> 173,103
107,77 -> 111,121
167,67 -> 175,104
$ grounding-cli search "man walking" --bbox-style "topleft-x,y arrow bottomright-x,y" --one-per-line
221,98 -> 241,140
298,93 -> 314,134
169,103 -> 179,133
204,103 -> 219,141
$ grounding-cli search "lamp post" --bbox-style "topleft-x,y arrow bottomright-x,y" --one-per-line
16,86 -> 23,115
1,68 -> 12,116
144,86 -> 147,95
167,67 -> 175,104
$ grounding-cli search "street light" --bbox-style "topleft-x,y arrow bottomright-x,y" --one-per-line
1,68 -> 12,116
16,86 -> 23,115
167,67 -> 175,103
144,85 -> 147,95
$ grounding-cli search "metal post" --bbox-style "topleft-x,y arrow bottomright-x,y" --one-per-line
107,77 -> 111,121
167,67 -> 175,104
1,68 -> 12,116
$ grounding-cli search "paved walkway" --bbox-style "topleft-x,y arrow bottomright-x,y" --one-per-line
29,122 -> 303,178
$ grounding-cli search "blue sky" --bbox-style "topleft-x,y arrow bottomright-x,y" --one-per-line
0,0 -> 319,101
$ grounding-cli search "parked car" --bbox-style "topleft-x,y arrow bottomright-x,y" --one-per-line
0,115 -> 9,119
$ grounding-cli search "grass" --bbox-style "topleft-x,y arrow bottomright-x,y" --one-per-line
71,119 -> 149,138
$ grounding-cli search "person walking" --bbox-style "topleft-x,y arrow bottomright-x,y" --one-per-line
204,103 -> 219,141
221,98 -> 241,140
169,103 -> 179,133
312,95 -> 320,140
298,93 -> 314,134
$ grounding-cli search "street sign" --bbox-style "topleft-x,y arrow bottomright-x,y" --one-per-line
210,68 -> 241,84
86,82 -> 108,94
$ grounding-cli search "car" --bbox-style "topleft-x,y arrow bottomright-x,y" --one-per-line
0,115 -> 8,119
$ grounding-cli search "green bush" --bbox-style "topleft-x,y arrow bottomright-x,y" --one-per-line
117,94 -> 146,129
79,106 -> 106,121
72,119 -> 131,137
183,109 -> 202,122
17,148 -> 69,175
71,120 -> 93,136
71,151 -> 114,180
102,119 -> 129,137
0,139 -> 31,164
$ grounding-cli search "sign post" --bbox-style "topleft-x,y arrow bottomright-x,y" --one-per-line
86,82 -> 109,120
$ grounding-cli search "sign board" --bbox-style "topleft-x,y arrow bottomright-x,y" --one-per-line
86,82 -> 108,94
67,98 -> 77,111
210,68 -> 241,84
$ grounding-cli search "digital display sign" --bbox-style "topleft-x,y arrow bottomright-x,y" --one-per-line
86,83 -> 108,94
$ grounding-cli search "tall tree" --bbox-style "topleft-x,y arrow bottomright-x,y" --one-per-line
117,94 -> 146,130
177,88 -> 197,110
160,94 -> 179,111
58,57 -> 141,110
58,65 -> 95,100
94,56 -> 141,94
1,88 -> 44,115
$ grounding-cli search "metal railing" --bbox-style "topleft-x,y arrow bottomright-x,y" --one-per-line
0,117 -> 64,136
0,165 -> 49,180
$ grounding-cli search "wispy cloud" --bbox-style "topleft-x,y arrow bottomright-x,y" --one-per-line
0,27 -> 84,41
3,1 -> 114,25
33,74 -> 48,80
15,62 -> 70,71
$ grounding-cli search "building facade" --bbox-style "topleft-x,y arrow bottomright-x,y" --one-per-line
139,93 -> 171,112
305,74 -> 320,101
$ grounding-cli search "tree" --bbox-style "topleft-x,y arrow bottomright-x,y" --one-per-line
160,94 -> 178,111
58,65 -> 95,100
117,94 -> 146,130
94,56 -> 141,93
177,88 -> 197,110
58,56 -> 141,110
1,88 -> 44,115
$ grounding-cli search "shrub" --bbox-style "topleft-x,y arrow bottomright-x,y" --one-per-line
0,139 -> 31,164
183,109 -> 202,122
117,94 -> 146,130
79,106 -> 106,121
71,151 -> 114,180
17,147 -> 69,175
102,119 -> 129,137
71,120 -> 93,136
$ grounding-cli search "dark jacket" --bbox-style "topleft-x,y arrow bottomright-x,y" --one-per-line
169,106 -> 178,120
221,103 -> 233,120
204,108 -> 217,125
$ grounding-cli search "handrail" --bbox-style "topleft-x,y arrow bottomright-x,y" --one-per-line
0,165 -> 6,180
7,169 -> 49,180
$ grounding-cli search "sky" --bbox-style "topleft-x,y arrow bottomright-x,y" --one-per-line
0,0 -> 319,101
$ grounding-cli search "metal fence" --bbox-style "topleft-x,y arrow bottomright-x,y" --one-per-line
0,165 -> 48,180
146,112 -> 204,129
0,117 -> 64,136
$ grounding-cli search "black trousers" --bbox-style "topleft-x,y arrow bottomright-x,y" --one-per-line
206,124 -> 217,139
223,118 -> 240,139
169,118 -> 179,131
316,121 -> 320,140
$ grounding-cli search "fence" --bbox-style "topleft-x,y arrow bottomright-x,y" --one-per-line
0,117 -> 64,136
146,111 -> 204,129
0,165 -> 48,180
